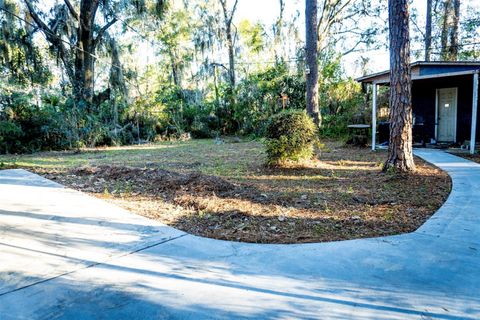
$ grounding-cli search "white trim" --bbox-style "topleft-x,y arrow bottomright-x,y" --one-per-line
471,73 -> 479,154
454,87 -> 458,143
435,89 -> 439,141
372,83 -> 377,151
436,87 -> 458,143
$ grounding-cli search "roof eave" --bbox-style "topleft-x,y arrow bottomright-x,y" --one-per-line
356,60 -> 480,83
358,69 -> 480,85
355,71 -> 389,83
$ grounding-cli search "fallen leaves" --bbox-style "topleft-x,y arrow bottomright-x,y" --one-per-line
31,140 -> 451,244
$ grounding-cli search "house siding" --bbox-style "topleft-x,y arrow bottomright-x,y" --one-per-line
412,75 -> 480,144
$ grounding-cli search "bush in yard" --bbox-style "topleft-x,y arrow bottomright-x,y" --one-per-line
234,63 -> 306,136
264,110 -> 318,165
0,90 -> 71,153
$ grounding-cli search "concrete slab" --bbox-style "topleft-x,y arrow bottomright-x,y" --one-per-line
0,169 -> 185,295
0,150 -> 479,319
3,232 -> 478,319
414,150 -> 480,245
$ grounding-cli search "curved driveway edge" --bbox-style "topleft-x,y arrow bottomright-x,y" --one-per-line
0,150 -> 479,319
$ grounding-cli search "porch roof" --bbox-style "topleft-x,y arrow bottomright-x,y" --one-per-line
357,61 -> 480,84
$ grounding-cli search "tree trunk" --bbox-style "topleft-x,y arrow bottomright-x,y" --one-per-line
74,0 -> 99,105
440,0 -> 452,60
274,0 -> 285,61
212,64 -> 220,110
425,0 -> 433,61
219,0 -> 238,132
219,0 -> 237,89
225,23 -> 235,88
440,0 -> 460,61
168,48 -> 181,87
448,0 -> 460,60
109,38 -> 127,101
305,0 -> 320,126
24,0 -> 117,107
384,0 -> 415,172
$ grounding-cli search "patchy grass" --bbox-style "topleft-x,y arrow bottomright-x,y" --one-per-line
0,139 -> 451,243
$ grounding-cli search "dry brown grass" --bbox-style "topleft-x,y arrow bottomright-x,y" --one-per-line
18,139 -> 452,244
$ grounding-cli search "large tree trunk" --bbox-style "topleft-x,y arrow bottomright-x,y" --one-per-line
305,0 -> 320,126
440,0 -> 451,60
24,0 -> 116,107
384,0 -> 415,172
425,0 -> 433,61
74,0 -> 99,105
440,0 -> 460,61
448,0 -> 460,60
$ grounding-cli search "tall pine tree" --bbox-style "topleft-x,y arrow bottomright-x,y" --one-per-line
384,0 -> 415,172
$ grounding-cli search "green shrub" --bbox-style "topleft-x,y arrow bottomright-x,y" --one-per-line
235,63 -> 306,136
264,110 -> 318,165
0,91 -> 72,153
317,57 -> 365,138
0,120 -> 24,153
190,116 -> 212,138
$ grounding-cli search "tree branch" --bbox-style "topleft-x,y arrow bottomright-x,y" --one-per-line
63,0 -> 79,21
228,0 -> 239,25
317,0 -> 329,35
210,62 -> 229,71
93,18 -> 118,47
341,34 -> 372,56
24,0 -> 75,83
411,14 -> 425,39
24,0 -> 54,35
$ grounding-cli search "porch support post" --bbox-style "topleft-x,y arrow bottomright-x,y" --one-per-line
372,82 -> 378,151
471,72 -> 479,154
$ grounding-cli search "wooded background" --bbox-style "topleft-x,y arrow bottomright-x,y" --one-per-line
0,0 -> 478,153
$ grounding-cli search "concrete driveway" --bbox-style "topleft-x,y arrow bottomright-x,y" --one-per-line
0,150 -> 479,319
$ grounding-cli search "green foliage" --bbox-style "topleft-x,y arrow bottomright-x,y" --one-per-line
126,93 -> 170,142
235,63 -> 305,135
0,1 -> 392,154
0,120 -> 23,153
0,1 -> 52,86
0,85 -> 174,153
190,116 -> 212,138
317,56 -> 365,138
264,110 -> 318,165
156,85 -> 218,138
238,19 -> 266,54
0,89 -> 71,153
182,103 -> 218,138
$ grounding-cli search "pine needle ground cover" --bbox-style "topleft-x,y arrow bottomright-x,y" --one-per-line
0,139 -> 450,243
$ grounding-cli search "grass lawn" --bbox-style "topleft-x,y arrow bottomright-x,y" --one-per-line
0,139 -> 451,243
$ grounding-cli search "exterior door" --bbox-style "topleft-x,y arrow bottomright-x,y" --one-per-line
436,87 -> 458,142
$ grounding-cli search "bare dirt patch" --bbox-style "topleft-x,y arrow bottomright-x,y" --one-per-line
31,140 -> 451,244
